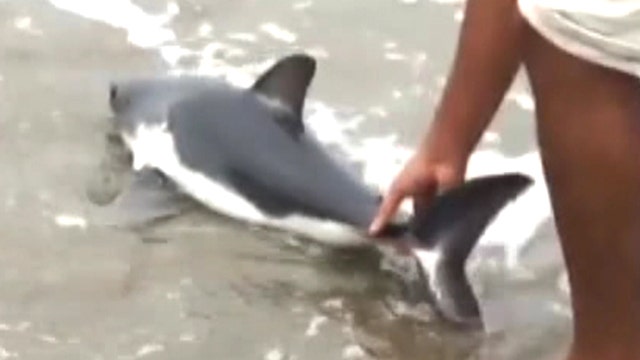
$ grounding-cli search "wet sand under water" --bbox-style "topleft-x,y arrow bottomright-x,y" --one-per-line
0,0 -> 570,359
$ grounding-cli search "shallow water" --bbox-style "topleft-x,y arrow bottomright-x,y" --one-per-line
0,0 -> 570,359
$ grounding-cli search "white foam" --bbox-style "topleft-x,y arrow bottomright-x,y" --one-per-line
467,150 -> 550,268
48,0 -> 177,48
159,45 -> 194,67
549,302 -> 572,318
0,322 -> 30,333
384,52 -> 407,61
259,23 -> 297,43
321,298 -> 344,310
165,291 -> 180,300
15,322 -> 31,332
0,347 -> 17,359
14,17 -> 30,29
305,46 -> 330,59
293,1 -> 313,10
54,214 -> 88,229
429,0 -> 464,4
197,23 -> 213,37
368,106 -> 389,118
136,343 -> 164,357
342,344 -> 366,359
37,334 -> 58,344
179,333 -> 196,342
454,9 -> 465,22
557,272 -> 570,296
305,315 -> 328,337
482,131 -> 501,144
226,32 -> 258,43
506,90 -> 536,111
264,348 -> 285,360
14,16 -> 43,35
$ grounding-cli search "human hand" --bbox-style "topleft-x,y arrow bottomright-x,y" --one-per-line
368,148 -> 467,236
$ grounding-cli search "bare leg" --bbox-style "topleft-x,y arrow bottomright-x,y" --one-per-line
523,26 -> 640,359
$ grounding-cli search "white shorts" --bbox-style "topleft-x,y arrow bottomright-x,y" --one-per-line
518,0 -> 640,77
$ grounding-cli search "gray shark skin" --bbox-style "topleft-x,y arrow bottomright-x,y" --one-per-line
105,53 -> 533,329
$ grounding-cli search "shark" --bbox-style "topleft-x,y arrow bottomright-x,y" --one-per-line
103,53 -> 533,328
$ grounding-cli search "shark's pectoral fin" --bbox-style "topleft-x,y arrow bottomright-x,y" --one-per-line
93,168 -> 192,227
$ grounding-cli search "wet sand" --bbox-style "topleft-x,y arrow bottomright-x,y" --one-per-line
0,0 -> 570,358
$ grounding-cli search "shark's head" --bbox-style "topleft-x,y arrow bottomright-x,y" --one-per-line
107,54 -> 316,138
107,76 -> 225,134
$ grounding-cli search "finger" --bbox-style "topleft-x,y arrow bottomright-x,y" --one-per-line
369,188 -> 404,236
437,169 -> 464,194
413,181 -> 437,214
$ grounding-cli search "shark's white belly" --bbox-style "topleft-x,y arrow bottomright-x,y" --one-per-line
123,123 -> 369,247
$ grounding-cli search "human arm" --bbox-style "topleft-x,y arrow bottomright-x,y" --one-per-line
369,0 -> 528,234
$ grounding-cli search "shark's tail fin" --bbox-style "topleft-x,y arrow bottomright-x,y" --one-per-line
405,173 -> 533,328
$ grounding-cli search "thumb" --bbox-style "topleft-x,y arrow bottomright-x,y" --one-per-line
369,188 -> 404,236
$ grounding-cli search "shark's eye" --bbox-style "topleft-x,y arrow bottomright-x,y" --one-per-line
109,83 -> 118,102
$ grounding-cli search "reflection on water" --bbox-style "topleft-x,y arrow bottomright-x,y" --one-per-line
0,0 -> 570,358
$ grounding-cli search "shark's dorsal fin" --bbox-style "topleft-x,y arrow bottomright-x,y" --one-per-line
251,54 -> 316,136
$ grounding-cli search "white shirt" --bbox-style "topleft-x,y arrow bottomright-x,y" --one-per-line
518,0 -> 640,76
